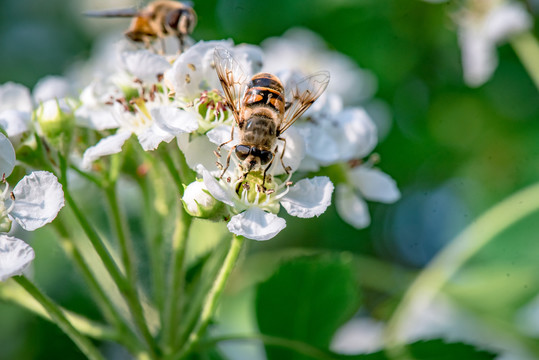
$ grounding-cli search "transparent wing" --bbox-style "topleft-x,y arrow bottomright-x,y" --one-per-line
279,71 -> 330,134
84,8 -> 139,17
213,47 -> 250,127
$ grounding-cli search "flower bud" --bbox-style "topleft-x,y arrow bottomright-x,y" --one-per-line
35,99 -> 75,155
0,215 -> 12,233
182,180 -> 226,220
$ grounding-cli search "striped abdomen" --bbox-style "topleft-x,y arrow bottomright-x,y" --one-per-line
239,73 -> 284,149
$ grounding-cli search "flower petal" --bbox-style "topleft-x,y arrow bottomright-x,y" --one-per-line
227,208 -> 286,241
272,127 -> 306,175
281,176 -> 334,218
335,184 -> 370,229
0,110 -> 31,138
0,235 -> 34,282
349,167 -> 400,203
10,171 -> 65,231
121,50 -> 171,83
198,165 -> 234,206
0,82 -> 33,113
81,131 -> 132,169
0,133 -> 15,177
178,134 -> 222,173
206,125 -> 239,149
32,75 -> 71,103
137,123 -> 175,151
151,106 -> 199,135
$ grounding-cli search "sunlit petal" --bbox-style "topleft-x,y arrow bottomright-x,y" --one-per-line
10,171 -> 64,231
0,235 -> 34,282
227,208 -> 286,241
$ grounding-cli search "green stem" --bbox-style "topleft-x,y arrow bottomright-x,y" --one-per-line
162,207 -> 192,350
159,147 -> 186,196
384,182 -> 539,358
199,334 -> 338,360
59,156 -> 128,299
14,277 -> 106,360
104,184 -> 137,290
137,173 -> 166,317
103,184 -> 161,359
53,217 -> 141,354
58,156 -> 159,358
511,31 -> 539,90
173,235 -> 245,360
0,280 -> 116,341
174,240 -> 229,350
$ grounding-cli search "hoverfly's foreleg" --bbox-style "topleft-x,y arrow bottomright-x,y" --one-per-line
217,124 -> 235,153
159,37 -> 166,55
262,153 -> 276,190
219,145 -> 236,179
277,137 -> 291,174
178,35 -> 185,54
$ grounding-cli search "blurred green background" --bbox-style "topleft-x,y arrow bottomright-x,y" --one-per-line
1,0 -> 539,359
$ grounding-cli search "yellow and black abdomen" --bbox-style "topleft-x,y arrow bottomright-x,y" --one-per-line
243,73 -> 285,114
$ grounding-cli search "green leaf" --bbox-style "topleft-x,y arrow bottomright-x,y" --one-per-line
255,253 -> 361,360
340,339 -> 497,360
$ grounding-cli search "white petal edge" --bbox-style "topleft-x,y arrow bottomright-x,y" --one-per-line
335,184 -> 370,229
151,106 -> 199,135
227,208 -> 286,241
0,133 -> 15,177
198,165 -> 234,206
349,167 -> 401,203
81,131 -> 132,169
10,171 -> 65,231
137,123 -> 175,151
0,235 -> 35,281
206,125 -> 239,149
281,176 -> 334,218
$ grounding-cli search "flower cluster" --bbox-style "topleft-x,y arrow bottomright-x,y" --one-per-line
0,27 -> 399,243
0,133 -> 64,281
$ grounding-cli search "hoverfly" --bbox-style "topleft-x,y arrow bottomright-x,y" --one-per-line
213,47 -> 329,188
85,0 -> 196,54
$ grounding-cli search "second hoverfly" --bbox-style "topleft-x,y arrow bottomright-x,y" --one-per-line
213,47 -> 330,188
85,0 -> 197,54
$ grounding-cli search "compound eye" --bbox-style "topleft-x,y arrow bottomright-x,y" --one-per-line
166,9 -> 183,29
235,145 -> 250,160
259,150 -> 273,165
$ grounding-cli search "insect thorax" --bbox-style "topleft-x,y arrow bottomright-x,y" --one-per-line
241,115 -> 277,150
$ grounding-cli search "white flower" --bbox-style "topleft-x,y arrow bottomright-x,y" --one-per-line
81,93 -> 199,169
296,94 -> 378,170
33,75 -> 72,103
0,133 -> 15,178
1,171 -> 65,232
0,235 -> 35,282
0,82 -> 33,142
182,180 -> 220,217
261,28 -> 377,105
74,80 -> 121,130
336,165 -> 400,229
197,165 -> 333,241
455,0 -> 533,86
165,40 -> 263,101
119,49 -> 172,84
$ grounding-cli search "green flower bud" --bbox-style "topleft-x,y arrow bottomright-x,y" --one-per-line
0,215 -> 12,233
182,180 -> 227,220
35,99 -> 75,155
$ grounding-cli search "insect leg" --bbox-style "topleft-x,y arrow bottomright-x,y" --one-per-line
277,137 -> 291,174
220,145 -> 236,179
262,153 -> 276,190
217,124 -> 235,152
159,37 -> 166,55
178,35 -> 185,54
